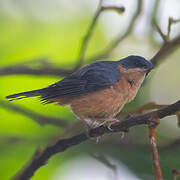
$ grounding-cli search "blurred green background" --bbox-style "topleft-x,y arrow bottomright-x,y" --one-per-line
0,0 -> 180,179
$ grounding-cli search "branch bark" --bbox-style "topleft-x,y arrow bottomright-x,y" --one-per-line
73,1 -> 125,69
150,17 -> 180,66
148,117 -> 163,180
0,65 -> 73,76
0,100 -> 68,127
12,98 -> 180,180
150,34 -> 180,66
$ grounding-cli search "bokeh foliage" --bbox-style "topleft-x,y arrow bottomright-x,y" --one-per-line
0,13 -> 107,180
0,1 -> 180,180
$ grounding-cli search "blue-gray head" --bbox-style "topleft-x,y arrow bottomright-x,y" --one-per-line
118,55 -> 153,74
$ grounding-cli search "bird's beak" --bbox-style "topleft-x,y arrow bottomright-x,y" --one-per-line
144,66 -> 153,73
138,66 -> 153,75
143,66 -> 153,75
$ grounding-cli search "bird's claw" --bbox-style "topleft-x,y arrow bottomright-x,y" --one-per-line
148,116 -> 160,128
107,118 -> 120,131
107,124 -> 114,131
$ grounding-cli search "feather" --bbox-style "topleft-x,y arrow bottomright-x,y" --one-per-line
6,61 -> 121,103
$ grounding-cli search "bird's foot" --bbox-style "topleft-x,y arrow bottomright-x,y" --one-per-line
80,119 -> 92,132
148,116 -> 160,128
106,118 -> 129,138
107,118 -> 120,131
80,119 -> 102,143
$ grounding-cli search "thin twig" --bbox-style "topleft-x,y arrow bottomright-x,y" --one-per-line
148,117 -> 163,180
149,0 -> 161,46
167,18 -> 180,40
11,98 -> 180,180
0,33 -> 179,78
154,17 -> 180,43
175,112 -> 180,127
150,16 -> 180,66
75,0 -> 103,69
101,5 -> 125,14
153,21 -> 168,42
1,3 -> 180,78
87,0 -> 143,62
150,34 -> 180,66
167,17 -> 173,40
0,100 -> 68,127
0,65 -> 73,76
75,1 -> 125,69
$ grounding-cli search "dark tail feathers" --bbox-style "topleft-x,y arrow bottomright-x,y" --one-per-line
6,89 -> 46,101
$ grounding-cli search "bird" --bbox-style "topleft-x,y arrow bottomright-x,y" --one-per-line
6,55 -> 153,130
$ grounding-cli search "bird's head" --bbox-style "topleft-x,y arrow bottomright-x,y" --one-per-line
118,55 -> 153,75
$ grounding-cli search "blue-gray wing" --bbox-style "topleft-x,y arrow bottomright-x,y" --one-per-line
41,61 -> 121,101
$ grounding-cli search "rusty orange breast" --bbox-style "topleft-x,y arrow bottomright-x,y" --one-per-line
53,66 -> 146,125
68,76 -> 130,120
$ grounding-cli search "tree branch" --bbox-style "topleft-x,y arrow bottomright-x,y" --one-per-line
1,2 -> 180,180
167,18 -> 180,40
150,34 -> 180,66
0,100 -> 68,127
148,0 -> 160,46
12,98 -> 180,180
75,0 -> 103,69
0,65 -> 73,77
0,2 -> 126,77
87,0 -> 142,62
148,117 -> 163,180
153,22 -> 168,42
150,17 -> 180,66
75,1 -> 125,69
0,1 -> 180,78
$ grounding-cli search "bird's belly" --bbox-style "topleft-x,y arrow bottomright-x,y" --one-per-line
70,80 -> 129,121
